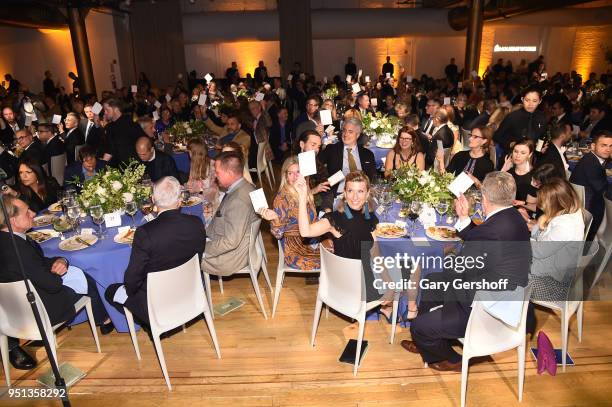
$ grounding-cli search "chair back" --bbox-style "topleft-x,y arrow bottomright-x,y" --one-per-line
566,240 -> 599,312
256,142 -> 268,171
0,280 -> 54,343
74,144 -> 85,162
581,208 -> 593,240
463,285 -> 533,358
461,128 -> 471,150
50,153 -> 67,185
248,220 -> 264,271
147,254 -> 207,332
570,183 -> 585,208
596,196 -> 612,248
319,245 -> 364,317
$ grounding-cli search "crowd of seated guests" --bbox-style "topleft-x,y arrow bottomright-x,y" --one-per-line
0,54 -> 610,374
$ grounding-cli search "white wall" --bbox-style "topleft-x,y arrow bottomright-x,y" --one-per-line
0,10 -> 120,96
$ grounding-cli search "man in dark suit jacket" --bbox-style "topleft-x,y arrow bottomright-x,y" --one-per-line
464,99 -> 496,130
105,177 -> 206,325
15,129 -> 45,166
0,145 -> 18,181
269,107 -> 292,162
403,172 -> 531,372
135,136 -> 179,182
82,104 -> 102,152
536,124 -> 571,179
569,130 -> 612,240
0,196 -> 111,370
60,113 -> 85,165
37,124 -> 66,182
103,98 -> 146,167
1,106 -> 23,146
319,117 -> 377,200
579,102 -> 611,140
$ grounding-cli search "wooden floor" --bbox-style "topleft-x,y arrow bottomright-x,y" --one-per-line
3,205 -> 612,406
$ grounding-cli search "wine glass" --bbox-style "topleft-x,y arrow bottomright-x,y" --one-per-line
409,200 -> 422,234
181,188 -> 191,206
90,205 -> 105,239
435,202 -> 449,224
125,201 -> 138,229
66,205 -> 81,236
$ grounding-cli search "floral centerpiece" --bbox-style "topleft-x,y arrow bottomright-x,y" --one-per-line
361,111 -> 402,148
77,161 -> 151,213
323,84 -> 339,101
166,120 -> 207,144
390,165 -> 455,207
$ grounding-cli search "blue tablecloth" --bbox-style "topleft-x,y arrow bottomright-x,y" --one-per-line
38,204 -> 204,333
367,145 -> 391,169
172,152 -> 191,174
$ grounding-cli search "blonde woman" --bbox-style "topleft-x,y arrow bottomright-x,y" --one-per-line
530,178 -> 584,301
487,106 -> 509,131
186,139 -> 217,203
259,157 -> 322,270
441,104 -> 462,155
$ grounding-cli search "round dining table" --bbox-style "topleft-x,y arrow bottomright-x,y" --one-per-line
37,203 -> 204,333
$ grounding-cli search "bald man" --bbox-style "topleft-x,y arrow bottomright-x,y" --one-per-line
135,136 -> 179,182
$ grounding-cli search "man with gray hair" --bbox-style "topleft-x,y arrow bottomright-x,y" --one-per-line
105,176 -> 206,326
402,171 -> 531,372
319,116 -> 377,199
59,112 -> 84,165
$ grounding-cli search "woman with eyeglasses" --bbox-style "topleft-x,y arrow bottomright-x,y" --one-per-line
437,126 -> 494,187
384,127 -> 425,177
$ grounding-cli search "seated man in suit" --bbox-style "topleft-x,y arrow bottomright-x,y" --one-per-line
536,123 -> 572,179
401,172 -> 531,372
0,196 -> 112,370
15,129 -> 44,166
64,146 -> 106,189
37,123 -> 66,183
59,112 -> 85,166
569,130 -> 612,240
0,106 -> 22,146
202,110 -> 251,162
319,117 -> 377,205
135,136 -> 179,182
105,176 -> 206,325
202,151 -> 258,277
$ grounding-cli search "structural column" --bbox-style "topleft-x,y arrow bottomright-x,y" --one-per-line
278,0 -> 313,77
67,2 -> 96,95
463,0 -> 484,80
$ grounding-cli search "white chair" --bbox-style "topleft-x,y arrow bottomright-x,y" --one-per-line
582,208 -> 593,239
460,128 -> 471,151
74,144 -> 85,162
216,231 -> 273,296
272,240 -> 320,318
203,221 -> 270,319
459,286 -> 533,407
50,153 -> 67,186
570,183 -> 585,208
311,246 -> 398,376
249,142 -> 273,190
123,254 -> 220,390
593,196 -> 612,289
532,240 -> 599,372
0,280 -> 100,387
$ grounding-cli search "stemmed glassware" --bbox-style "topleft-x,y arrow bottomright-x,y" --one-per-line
181,188 -> 191,206
435,201 -> 449,225
125,201 -> 138,229
378,188 -> 393,222
90,205 -> 105,238
66,204 -> 81,237
408,200 -> 422,234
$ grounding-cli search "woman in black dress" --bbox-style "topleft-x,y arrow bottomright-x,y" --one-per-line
295,171 -> 418,320
4,158 -> 60,212
437,126 -> 494,187
384,127 -> 425,178
501,139 -> 536,203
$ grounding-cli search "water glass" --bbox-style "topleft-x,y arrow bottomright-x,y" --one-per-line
125,201 -> 138,228
90,205 -> 105,238
66,205 -> 81,236
435,202 -> 448,224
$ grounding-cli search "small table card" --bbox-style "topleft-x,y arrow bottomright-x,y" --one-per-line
346,75 -> 352,83
165,94 -> 172,103
198,93 -> 207,106
351,83 -> 361,94
365,75 -> 370,83
254,92 -> 265,102
81,228 -> 94,236
448,172 -> 475,197
92,102 -> 103,115
104,212 -> 122,228
535,139 -> 545,152
249,188 -> 268,212
371,98 -> 378,107
204,73 -> 213,83
287,74 -> 293,81
52,114 -> 62,125
386,72 -> 391,79
327,170 -> 345,187
443,97 -> 451,106
319,109 -> 333,126
152,111 -> 159,121
131,85 -> 138,93
298,150 -> 317,176
406,75 -> 413,83
154,100 -> 162,109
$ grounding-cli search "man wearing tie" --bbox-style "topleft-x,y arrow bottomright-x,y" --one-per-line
82,104 -> 102,152
420,99 -> 440,168
59,112 -> 85,165
319,117 -> 377,200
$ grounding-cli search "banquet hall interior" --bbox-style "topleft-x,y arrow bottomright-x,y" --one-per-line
0,0 -> 612,406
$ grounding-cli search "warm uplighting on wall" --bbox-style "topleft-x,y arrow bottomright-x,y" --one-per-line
571,27 -> 606,78
478,26 -> 496,77
376,38 -> 408,74
220,41 -> 280,78
38,28 -> 69,34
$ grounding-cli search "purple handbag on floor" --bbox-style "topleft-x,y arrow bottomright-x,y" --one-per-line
537,331 -> 557,376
